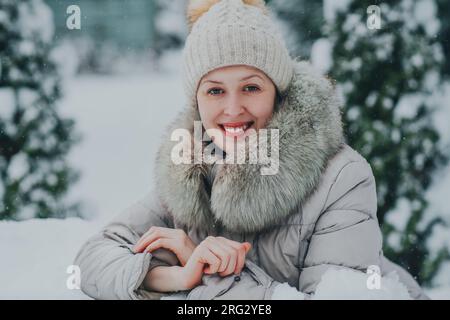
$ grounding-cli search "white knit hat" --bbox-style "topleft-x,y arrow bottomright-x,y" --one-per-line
182,0 -> 294,105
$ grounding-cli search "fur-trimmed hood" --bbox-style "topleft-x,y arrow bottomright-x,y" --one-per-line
154,60 -> 345,234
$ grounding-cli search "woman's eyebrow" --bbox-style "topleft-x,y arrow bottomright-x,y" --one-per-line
202,79 -> 223,85
239,74 -> 264,82
201,74 -> 265,85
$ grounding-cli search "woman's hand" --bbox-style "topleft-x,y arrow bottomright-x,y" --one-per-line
178,236 -> 252,290
132,226 -> 196,266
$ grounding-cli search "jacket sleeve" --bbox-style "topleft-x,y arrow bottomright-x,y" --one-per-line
184,260 -> 297,300
298,159 -> 428,299
73,192 -> 180,300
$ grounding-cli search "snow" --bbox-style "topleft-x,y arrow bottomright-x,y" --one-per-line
394,92 -> 429,120
7,153 -> 28,181
265,270 -> 412,300
314,268 -> 411,300
157,49 -> 184,75
0,218 -> 98,299
413,0 -> 440,37
0,88 -> 15,120
430,82 -> 450,147
155,0 -> 188,38
323,0 -> 351,24
310,38 -> 332,74
385,199 -> 412,233
17,0 -> 54,44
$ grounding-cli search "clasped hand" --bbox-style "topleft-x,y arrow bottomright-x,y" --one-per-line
133,226 -> 251,290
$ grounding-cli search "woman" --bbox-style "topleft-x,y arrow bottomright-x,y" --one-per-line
74,0 -> 428,300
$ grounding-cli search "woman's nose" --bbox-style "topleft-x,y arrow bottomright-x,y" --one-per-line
223,93 -> 245,116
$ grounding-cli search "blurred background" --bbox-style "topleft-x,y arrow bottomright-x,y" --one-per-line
0,0 -> 449,299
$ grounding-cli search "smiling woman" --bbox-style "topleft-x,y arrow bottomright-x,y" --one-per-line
73,0 -> 430,300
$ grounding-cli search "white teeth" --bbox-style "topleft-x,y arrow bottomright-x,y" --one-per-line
223,124 -> 249,134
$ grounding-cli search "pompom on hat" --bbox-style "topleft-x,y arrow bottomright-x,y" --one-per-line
182,0 -> 295,105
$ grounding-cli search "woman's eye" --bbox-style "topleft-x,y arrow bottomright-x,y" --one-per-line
207,88 -> 224,95
244,85 -> 260,92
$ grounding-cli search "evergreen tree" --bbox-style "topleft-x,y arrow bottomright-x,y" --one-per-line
152,0 -> 188,57
436,0 -> 450,78
324,0 -> 449,285
268,0 -> 324,60
0,0 -> 81,220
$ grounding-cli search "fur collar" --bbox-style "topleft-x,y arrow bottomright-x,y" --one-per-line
154,61 -> 344,234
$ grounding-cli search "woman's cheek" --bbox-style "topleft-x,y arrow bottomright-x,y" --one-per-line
207,106 -> 223,126
250,102 -> 274,129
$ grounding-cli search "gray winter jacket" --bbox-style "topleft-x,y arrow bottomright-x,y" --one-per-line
74,61 -> 429,300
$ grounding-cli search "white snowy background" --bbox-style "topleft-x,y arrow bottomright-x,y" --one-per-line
1,0 -> 449,299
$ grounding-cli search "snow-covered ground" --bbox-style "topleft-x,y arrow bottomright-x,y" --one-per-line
0,218 -> 96,299
1,61 -> 449,299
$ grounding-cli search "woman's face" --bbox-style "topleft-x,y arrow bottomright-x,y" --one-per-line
196,65 -> 277,153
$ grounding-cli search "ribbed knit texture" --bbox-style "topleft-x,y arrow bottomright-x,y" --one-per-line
182,0 -> 294,105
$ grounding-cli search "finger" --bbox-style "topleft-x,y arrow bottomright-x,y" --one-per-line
134,232 -> 164,252
134,227 -> 181,252
134,234 -> 149,252
236,242 -> 252,274
211,238 -> 239,276
199,247 -> 221,274
134,227 -> 159,252
219,246 -> 237,277
205,238 -> 230,273
233,245 -> 247,275
207,237 -> 238,277
213,240 -> 238,276
143,238 -> 172,253
218,238 -> 251,274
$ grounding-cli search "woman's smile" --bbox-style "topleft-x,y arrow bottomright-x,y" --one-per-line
218,121 -> 255,137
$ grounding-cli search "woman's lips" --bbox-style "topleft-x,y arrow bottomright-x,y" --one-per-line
218,121 -> 255,137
